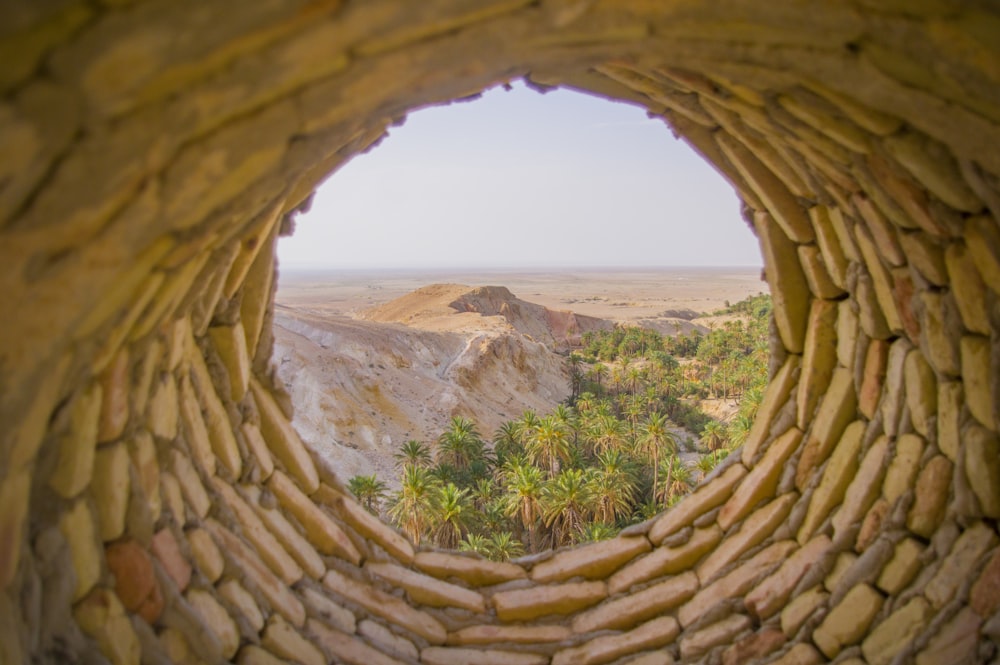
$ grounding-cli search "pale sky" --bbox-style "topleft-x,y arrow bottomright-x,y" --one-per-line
278,81 -> 762,270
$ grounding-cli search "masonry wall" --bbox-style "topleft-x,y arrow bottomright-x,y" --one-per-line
2,2 -> 1000,664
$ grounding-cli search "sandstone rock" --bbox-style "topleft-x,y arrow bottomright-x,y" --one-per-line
151,527 -> 192,592
448,624 -> 571,646
49,383 -> 102,499
798,244 -> 843,299
315,483 -> 413,565
770,643 -> 823,665
925,521 -> 998,609
105,540 -> 162,622
187,346 -> 243,480
742,356 -> 800,464
178,372 -> 218,477
187,588 -> 241,660
170,447 -> 211,521
831,435 -> 890,543
906,455 -> 953,538
239,423 -> 275,481
358,619 -> 420,661
127,430 -> 161,523
209,322 -> 251,402
551,615 -> 678,665
219,578 -> 265,633
722,627 -> 786,665
903,350 -> 936,437
98,349 -> 130,443
421,647 -> 548,665
795,368 -> 857,490
882,433 -> 924,504
261,614 -> 325,665
649,464 -> 746,543
964,424 -> 1000,518
916,291 -> 960,377
92,442 -> 130,542
493,579 -> 606,623
414,550 -> 525,586
59,499 -> 101,602
187,527 -> 224,583
937,381 -> 962,462
875,537 -> 923,595
147,372 -> 179,440
746,535 -> 831,620
720,427 -> 802,531
861,597 -> 931,665
699,493 -> 797,583
530,535 -> 650,584
609,525 -> 721,594
812,583 -> 884,658
251,378 -> 319,494
945,242 -> 990,335
858,340 -> 888,419
73,587 -> 141,665
246,490 -> 326,579
915,607 -> 981,665
970,548 -> 1000,617
572,572 -> 697,634
755,211 -> 810,354
960,335 -> 996,429
855,498 -> 890,552
366,561 -> 486,613
797,420 -> 864,543
678,614 -> 752,661
268,470 -> 360,564
308,620 -> 408,665
781,586 -> 828,637
856,224 -> 903,333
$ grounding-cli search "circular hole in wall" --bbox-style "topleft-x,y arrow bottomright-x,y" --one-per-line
274,81 -> 768,557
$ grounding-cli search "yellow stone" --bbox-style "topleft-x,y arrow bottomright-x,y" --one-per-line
906,455 -> 953,538
925,521 -> 998,609
127,430 -> 161,522
246,489 -> 326,579
358,619 -> 419,661
965,215 -> 1000,289
448,625 -> 571,646
240,423 -> 275,480
798,244 -> 844,299
92,442 -> 130,542
218,578 -> 265,632
964,424 -> 1000,517
571,572 -> 696,634
937,381 -> 962,462
809,206 -> 849,289
209,322 -> 251,401
178,372 -> 217,476
159,471 -> 185,524
876,538 -> 923,594
746,536 -> 831,620
945,242 -> 990,335
756,211 -> 810,354
831,435 -> 889,542
421,647 -> 547,665
147,372 -> 178,440
780,586 -> 828,637
307,620 -> 408,665
699,493 -> 797,582
824,551 -> 857,591
856,224 -> 903,333
187,588 -> 240,660
798,420 -> 864,543
721,428 -> 802,530
73,588 -> 141,665
250,378 -> 319,493
60,499 -> 101,601
812,584 -> 884,658
493,580 -> 607,623
798,300 -> 839,428
171,449 -> 211,520
961,335 -> 995,429
679,614 -> 752,661
879,340 -> 911,438
49,383 -> 102,498
795,368 -> 857,490
267,470 -> 360,564
883,131 -> 981,212
917,291 -> 960,377
553,615 -> 679,665
530,535 -> 650,584
861,597 -> 932,665
904,350 -> 937,437
261,614 -> 326,665
187,527 -> 224,582
187,343 -> 242,479
315,483 -> 413,565
414,551 -> 525,587
300,587 -> 355,634
882,433 -> 924,504
741,355 -> 800,464
649,463 -> 747,543
609,524 -> 721,594
366,561 -> 486,613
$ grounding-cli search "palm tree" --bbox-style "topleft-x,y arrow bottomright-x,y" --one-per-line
492,421 -> 524,466
430,482 -> 472,550
541,469 -> 595,548
394,440 -> 432,470
635,412 -> 677,503
578,522 -> 618,543
347,474 -> 387,516
657,457 -> 693,507
587,413 -> 625,457
487,532 -> 525,562
501,462 -> 545,551
591,449 -> 637,525
388,466 -> 438,545
458,533 -> 492,559
436,416 -> 484,472
527,416 -> 572,478
700,420 -> 728,452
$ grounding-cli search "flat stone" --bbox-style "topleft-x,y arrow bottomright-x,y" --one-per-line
609,525 -> 721,594
212,478 -> 303,585
835,300 -> 859,371
187,344 -> 242,479
742,356 -> 799,464
966,214 -> 1000,287
531,535 -> 650,584
237,645 -> 286,665
323,568 -> 446,644
366,561 -> 486,613
809,206 -> 849,288
245,487 -> 325,579
448,624 -> 572,646
882,433 -> 924,504
105,540 -> 162,622
884,131 -> 981,212
315,483 -> 413,565
127,430 -> 161,522
798,244 -> 843,299
240,423 -> 275,481
906,455 -> 953,538
798,300 -> 839,427
205,519 -> 306,628
159,471 -> 185,524
937,381 -> 962,462
904,351 -> 936,437
961,335 -> 996,430
414,551 -> 526,587
170,448 -> 210,521
147,372 -> 178,440
572,572 -> 697,634
755,210 -> 811,354
421,647 -> 548,665
178,371 -> 217,478
308,620 -> 408,665
150,528 -> 191,592
855,498 -> 890,552
858,340 -> 889,420
812,583 -> 884,658
971,548 -> 1000,617
963,424 -> 1000,518
493,579 -> 606,623
97,349 -> 130,443
856,224 -> 903,333
552,615 -> 678,665
649,464 -> 747,543
898,230 -> 947,285
91,442 -> 130,542
795,368 -> 857,490
49,383 -> 102,498
945,242 -> 990,335
720,428 -> 802,531
358,619 -> 419,661
300,586 -> 356,634
268,470 -> 360,564
219,578 -> 265,632
261,614 -> 325,665
746,535 -> 831,620
209,322 -> 251,401
187,588 -> 240,660
60,499 -> 101,601
251,378 -> 319,494
824,552 -> 857,592
797,420 -> 864,543
831,435 -> 890,543
770,643 -> 823,665
678,614 -> 752,661
187,527 -> 224,583
917,291 -> 960,377
73,587 -> 141,665
781,586 -> 828,637
699,493 -> 797,583
925,521 -> 998,609
916,607 -> 981,665
680,540 -> 796,627
722,627 -> 786,665
861,597 -> 931,665
876,537 -> 923,595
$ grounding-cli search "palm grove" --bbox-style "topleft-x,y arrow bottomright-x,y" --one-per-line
348,294 -> 772,561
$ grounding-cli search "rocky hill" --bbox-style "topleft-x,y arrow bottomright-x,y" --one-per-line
273,284 -> 611,483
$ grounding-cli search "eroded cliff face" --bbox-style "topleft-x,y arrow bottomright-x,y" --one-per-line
2,2 -> 1000,664
273,286 -> 575,482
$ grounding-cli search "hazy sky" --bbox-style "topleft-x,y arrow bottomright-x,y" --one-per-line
278,81 -> 762,270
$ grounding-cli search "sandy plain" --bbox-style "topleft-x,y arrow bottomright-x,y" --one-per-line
276,266 -> 768,322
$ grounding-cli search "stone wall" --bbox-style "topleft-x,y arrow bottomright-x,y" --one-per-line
2,1 -> 999,663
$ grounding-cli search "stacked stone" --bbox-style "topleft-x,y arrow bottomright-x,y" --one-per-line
1,1 -> 999,664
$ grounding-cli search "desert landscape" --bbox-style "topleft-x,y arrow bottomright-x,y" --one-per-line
273,267 -> 767,485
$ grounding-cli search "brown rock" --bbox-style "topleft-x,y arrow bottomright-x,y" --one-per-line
73,587 -> 142,665
609,524 -> 721,594
795,368 -> 857,491
780,586 -> 828,637
722,628 -> 786,665
551,615 -> 678,665
719,427 -> 802,531
882,433 -> 924,504
150,527 -> 191,592
105,540 -> 161,621
493,580 -> 606,622
797,420 -> 864,543
448,624 -> 571,646
875,537 -> 923,595
572,571 -> 697,634
98,349 -> 130,443
678,614 -> 752,661
858,340 -> 889,420
906,455 -> 953,538
267,470 -> 361,564
971,548 -> 1000,617
414,550 -> 525,587
861,597 -> 931,665
925,521 -> 998,610
250,378 -> 320,493
531,535 -> 650,584
961,335 -> 995,430
831,435 -> 890,543
421,647 -> 548,665
649,464 -> 747,544
699,493 -> 797,583
308,620 -> 407,665
916,607 -> 981,665
964,424 -> 1000,518
745,535 -> 831,620
188,588 -> 241,660
261,614 -> 325,665
855,498 -> 889,552
812,583 -> 884,658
